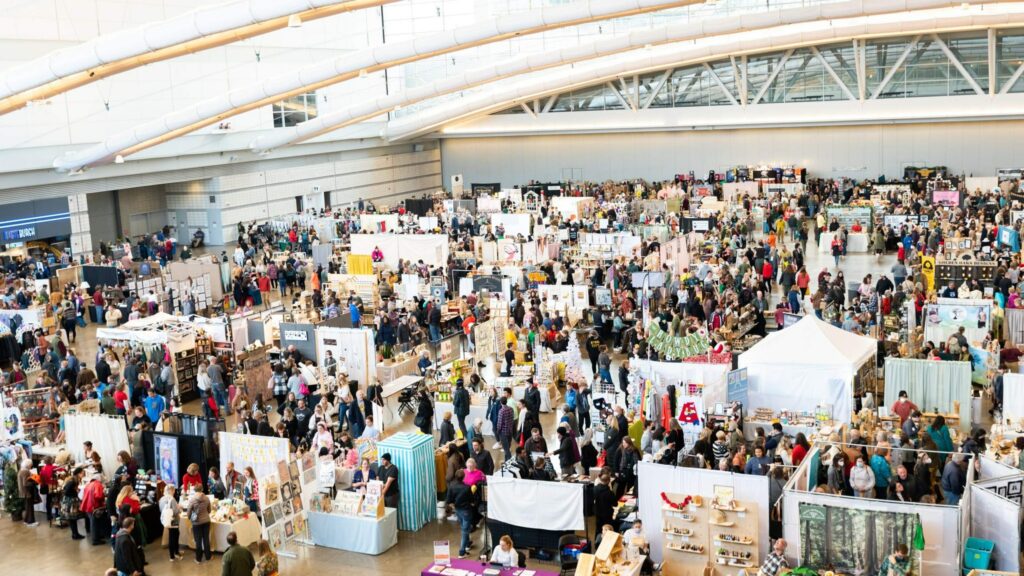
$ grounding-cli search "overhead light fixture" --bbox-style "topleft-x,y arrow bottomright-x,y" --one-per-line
114,155 -> 124,164
288,14 -> 303,27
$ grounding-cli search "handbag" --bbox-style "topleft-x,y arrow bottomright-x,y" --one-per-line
414,414 -> 425,428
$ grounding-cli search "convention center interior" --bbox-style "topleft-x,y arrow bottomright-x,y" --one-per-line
5,1 -> 1024,576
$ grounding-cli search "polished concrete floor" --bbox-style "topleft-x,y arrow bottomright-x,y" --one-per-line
3,229 -> 898,575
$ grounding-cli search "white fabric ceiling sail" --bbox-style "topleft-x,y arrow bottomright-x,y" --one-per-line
52,0 -> 703,173
250,0 -> 1013,152
0,0 -> 395,116
382,6 -> 1024,141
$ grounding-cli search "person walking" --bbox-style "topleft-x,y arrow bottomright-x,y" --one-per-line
17,459 -> 38,527
446,469 -> 475,559
113,517 -> 145,576
186,485 -> 212,563
452,379 -> 470,438
159,485 -> 184,561
221,531 -> 256,576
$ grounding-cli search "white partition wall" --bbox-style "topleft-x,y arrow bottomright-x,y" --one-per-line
637,461 -> 770,563
969,484 -> 1022,573
781,487 -> 961,574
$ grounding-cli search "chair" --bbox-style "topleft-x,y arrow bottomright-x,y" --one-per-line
397,387 -> 416,416
517,550 -> 527,568
558,534 -> 582,576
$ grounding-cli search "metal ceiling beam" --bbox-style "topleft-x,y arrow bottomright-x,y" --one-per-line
869,35 -> 919,100
811,46 -> 855,101
931,33 -> 984,95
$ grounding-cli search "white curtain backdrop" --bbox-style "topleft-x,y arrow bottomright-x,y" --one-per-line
487,475 -> 584,531
883,358 -> 972,431
65,413 -> 130,479
1003,373 -> 1024,422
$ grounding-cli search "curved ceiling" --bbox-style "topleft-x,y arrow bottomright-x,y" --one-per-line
52,0 -> 702,173
0,0 -> 396,117
382,6 -> 1024,141
250,0 -> 1016,153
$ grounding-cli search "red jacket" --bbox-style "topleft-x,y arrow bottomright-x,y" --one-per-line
80,479 -> 105,514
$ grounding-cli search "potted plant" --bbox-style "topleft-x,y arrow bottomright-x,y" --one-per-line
3,463 -> 24,521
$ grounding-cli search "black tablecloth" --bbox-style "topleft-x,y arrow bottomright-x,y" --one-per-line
139,503 -> 163,544
486,518 -> 574,552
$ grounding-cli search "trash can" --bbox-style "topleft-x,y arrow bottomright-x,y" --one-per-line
963,537 -> 994,572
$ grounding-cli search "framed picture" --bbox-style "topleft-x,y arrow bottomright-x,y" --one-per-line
265,504 -> 282,527
289,461 -> 300,482
293,512 -> 307,540
1010,494 -> 1022,505
284,520 -> 294,539
302,467 -> 316,486
1008,480 -> 1022,496
262,478 -> 281,506
301,452 -> 315,472
292,496 -> 303,512
281,482 -> 293,501
268,525 -> 284,550
282,500 -> 293,517
277,461 -> 290,484
997,485 -> 1007,498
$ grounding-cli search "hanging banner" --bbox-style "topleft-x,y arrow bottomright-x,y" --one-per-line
726,368 -> 748,405
645,322 -> 710,360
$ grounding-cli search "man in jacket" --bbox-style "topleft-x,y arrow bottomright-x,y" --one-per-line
428,299 -> 443,342
114,517 -> 145,576
524,381 -> 541,415
446,470 -> 476,559
496,398 -> 515,462
889,464 -> 923,502
576,382 -> 592,432
941,453 -> 967,505
452,379 -> 470,438
470,438 -> 494,476
221,531 -> 256,576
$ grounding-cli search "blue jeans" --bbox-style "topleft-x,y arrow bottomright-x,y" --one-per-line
429,324 -> 441,342
455,508 -> 473,555
943,490 -> 961,506
213,385 -> 228,412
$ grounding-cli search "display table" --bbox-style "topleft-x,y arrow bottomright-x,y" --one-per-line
172,514 -> 261,553
513,384 -> 560,413
377,357 -> 420,383
308,508 -> 398,555
381,374 -> 424,429
818,231 -> 869,253
422,558 -> 559,576
743,420 -> 823,442
139,503 -> 163,544
30,443 -> 66,460
435,401 -> 492,436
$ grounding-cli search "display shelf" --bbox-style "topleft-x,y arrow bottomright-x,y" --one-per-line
708,497 -> 759,576
660,493 -> 707,576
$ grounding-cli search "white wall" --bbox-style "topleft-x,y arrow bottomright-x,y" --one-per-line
440,119 -> 1024,184
166,145 -> 441,245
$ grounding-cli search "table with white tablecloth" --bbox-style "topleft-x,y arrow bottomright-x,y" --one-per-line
307,508 -> 398,555
168,513 -> 261,553
434,401 -> 492,436
818,231 -> 869,253
380,374 -> 424,430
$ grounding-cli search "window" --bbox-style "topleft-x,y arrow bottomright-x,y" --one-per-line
272,92 -> 318,128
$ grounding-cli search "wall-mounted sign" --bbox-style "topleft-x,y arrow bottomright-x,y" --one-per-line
283,330 -> 308,341
3,226 -> 36,241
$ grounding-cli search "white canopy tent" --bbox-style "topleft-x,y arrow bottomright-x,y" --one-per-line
738,315 -> 875,424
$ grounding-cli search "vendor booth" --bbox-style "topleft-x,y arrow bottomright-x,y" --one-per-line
738,315 -> 875,429
637,461 -> 770,566
95,313 -> 203,401
376,433 -> 436,531
489,213 -> 532,238
782,447 -> 961,575
924,298 -> 993,350
349,233 -> 449,270
315,326 -> 376,389
359,214 -> 400,232
65,413 -> 130,480
487,474 -> 585,550
883,358 -> 972,432
549,196 -> 594,220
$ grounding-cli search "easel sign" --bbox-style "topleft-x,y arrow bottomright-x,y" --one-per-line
433,540 -> 452,565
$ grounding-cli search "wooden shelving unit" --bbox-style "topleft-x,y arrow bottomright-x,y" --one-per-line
660,494 -> 708,576
709,498 -> 759,575
659,495 -> 760,576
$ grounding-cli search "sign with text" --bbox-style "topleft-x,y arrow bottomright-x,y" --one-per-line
726,368 -> 748,405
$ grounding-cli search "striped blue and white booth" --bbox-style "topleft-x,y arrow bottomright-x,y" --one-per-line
378,432 -> 437,531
